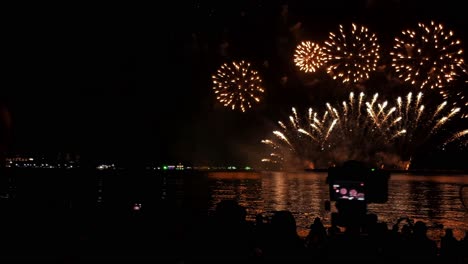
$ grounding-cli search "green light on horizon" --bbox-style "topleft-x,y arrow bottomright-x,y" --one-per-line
163,166 -> 168,170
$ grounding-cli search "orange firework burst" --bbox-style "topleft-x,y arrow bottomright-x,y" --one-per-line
212,61 -> 264,113
293,41 -> 324,73
390,21 -> 464,89
323,23 -> 380,84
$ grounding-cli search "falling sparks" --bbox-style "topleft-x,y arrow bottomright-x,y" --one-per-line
293,41 -> 324,73
212,60 -> 264,112
323,23 -> 380,84
444,129 -> 468,147
440,79 -> 468,118
390,21 -> 465,89
262,92 -> 461,169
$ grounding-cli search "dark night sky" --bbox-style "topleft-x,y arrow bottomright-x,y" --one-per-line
2,1 -> 467,168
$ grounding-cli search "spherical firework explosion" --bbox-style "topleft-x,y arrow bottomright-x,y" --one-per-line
212,61 -> 264,112
390,21 -> 465,89
293,41 -> 324,73
262,92 -> 461,170
322,23 -> 380,84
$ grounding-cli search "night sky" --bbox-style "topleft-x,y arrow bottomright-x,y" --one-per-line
2,1 -> 467,168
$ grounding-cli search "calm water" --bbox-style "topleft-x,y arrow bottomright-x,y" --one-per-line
205,171 -> 468,241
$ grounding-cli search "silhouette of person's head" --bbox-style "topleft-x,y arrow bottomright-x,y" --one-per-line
444,228 -> 454,237
214,200 -> 246,225
401,224 -> 412,235
271,211 -> 297,236
413,221 -> 428,237
309,217 -> 325,233
308,217 -> 327,242
366,213 -> 378,224
313,217 -> 322,226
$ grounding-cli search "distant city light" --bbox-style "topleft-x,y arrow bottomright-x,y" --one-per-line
97,164 -> 116,170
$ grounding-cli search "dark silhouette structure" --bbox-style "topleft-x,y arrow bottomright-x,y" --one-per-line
0,103 -> 11,168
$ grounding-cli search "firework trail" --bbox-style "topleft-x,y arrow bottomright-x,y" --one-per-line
262,92 -> 461,169
293,41 -> 324,73
389,92 -> 461,161
212,60 -> 264,112
323,23 -> 380,84
444,129 -> 468,147
262,92 -> 392,168
390,21 -> 465,89
261,106 -> 338,168
440,74 -> 468,118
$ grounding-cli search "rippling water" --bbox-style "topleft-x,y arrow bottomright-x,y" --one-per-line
205,171 -> 468,241
2,168 -> 466,246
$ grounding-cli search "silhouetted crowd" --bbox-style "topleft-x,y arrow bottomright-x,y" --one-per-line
0,196 -> 467,263
184,200 -> 468,263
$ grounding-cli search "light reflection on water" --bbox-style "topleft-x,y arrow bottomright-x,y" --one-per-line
206,171 -> 468,241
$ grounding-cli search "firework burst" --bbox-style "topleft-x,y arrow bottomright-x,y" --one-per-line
212,61 -> 264,112
262,92 -> 461,169
390,21 -> 465,89
293,41 -> 324,73
261,106 -> 338,169
322,23 -> 380,84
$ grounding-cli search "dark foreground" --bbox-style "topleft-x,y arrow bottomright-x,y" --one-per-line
0,168 -> 466,263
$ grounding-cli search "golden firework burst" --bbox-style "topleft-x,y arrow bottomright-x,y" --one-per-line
390,21 -> 464,89
293,41 -> 324,73
323,23 -> 380,84
212,61 -> 264,113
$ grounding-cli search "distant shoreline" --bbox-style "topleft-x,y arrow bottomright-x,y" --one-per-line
2,167 -> 468,175
304,168 -> 468,175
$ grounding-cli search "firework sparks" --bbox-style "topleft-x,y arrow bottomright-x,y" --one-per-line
390,21 -> 465,89
293,41 -> 324,73
440,78 -> 468,118
212,61 -> 264,112
323,23 -> 380,84
444,129 -> 468,147
261,106 -> 338,167
262,92 -> 462,169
